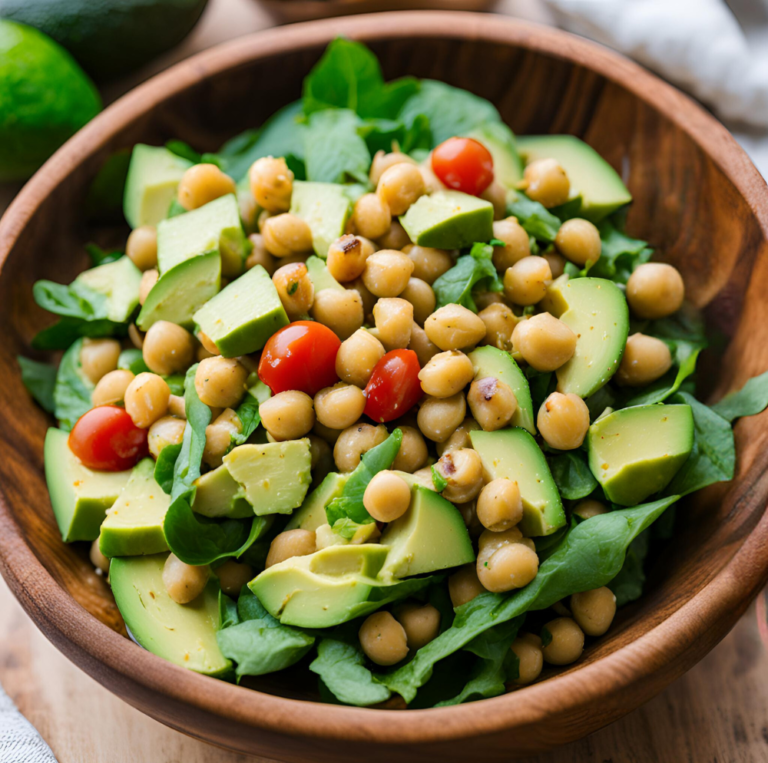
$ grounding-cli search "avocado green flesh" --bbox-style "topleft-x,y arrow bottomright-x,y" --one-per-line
110,554 -> 231,677
588,404 -> 694,506
99,459 -> 170,557
290,181 -> 352,257
466,123 -> 524,192
306,255 -> 344,292
550,277 -> 629,399
516,135 -> 632,222
285,472 -> 349,531
123,145 -> 192,229
44,428 -> 132,542
380,486 -> 474,579
193,264 -> 288,357
192,464 -> 253,519
400,190 -> 494,250
471,429 -> 566,536
73,256 -> 142,323
468,346 -> 536,435
395,470 -> 436,491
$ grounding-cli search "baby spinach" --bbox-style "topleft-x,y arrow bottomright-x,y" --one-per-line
621,343 -> 701,408
507,194 -> 561,243
304,109 -> 371,185
711,369 -> 768,422
18,356 -> 56,414
154,443 -> 181,495
53,338 -> 94,430
230,391 -> 263,448
117,348 -> 149,375
433,243 -> 501,312
549,451 -> 598,500
608,531 -> 650,607
586,220 -> 651,283
85,244 -> 122,266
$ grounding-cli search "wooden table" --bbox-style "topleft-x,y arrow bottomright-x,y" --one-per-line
2,0 -> 767,760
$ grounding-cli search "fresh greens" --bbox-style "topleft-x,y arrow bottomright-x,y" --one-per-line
85,244 -> 122,266
431,465 -> 449,492
17,356 -> 56,414
433,243 -> 502,312
621,344 -> 701,408
608,531 -> 650,607
549,451 -> 598,500
53,339 -> 94,431
586,220 -> 651,283
230,394 -> 261,448
712,370 -> 768,422
507,194 -> 561,243
117,348 -> 149,375
154,443 -> 181,495
304,109 -> 371,185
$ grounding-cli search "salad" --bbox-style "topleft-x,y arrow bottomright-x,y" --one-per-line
19,38 -> 768,709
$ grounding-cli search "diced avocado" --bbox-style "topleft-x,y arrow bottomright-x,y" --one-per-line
306,255 -> 344,292
516,135 -> 632,222
547,277 -> 629,399
466,123 -> 524,192
99,459 -> 170,557
73,256 -> 142,323
588,404 -> 694,506
137,250 -> 220,331
123,145 -> 192,229
395,470 -> 436,491
379,486 -> 474,579
192,464 -> 253,519
468,346 -> 535,435
110,554 -> 231,677
400,191 -> 493,249
44,428 -> 132,543
471,429 -> 566,536
315,521 -> 380,549
285,472 -> 349,531
192,265 -> 288,357
290,181 -> 352,257
223,440 -> 312,515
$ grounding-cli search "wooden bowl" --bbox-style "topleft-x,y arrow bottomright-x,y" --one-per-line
1,12 -> 768,761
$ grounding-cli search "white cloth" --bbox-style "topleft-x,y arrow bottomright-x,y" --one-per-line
0,685 -> 57,763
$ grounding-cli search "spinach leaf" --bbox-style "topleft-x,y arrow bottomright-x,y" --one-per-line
549,451 -> 598,500
507,194 -> 561,243
432,243 -> 501,312
32,318 -> 121,351
219,591 -> 241,629
85,244 -> 122,266
358,118 -> 406,156
117,348 -> 149,375
231,393 -> 262,448
540,626 -> 553,648
587,220 -> 651,283
154,443 -> 181,495
711,370 -> 768,422
304,109 -> 371,184
621,344 -> 701,407
165,139 -> 219,168
18,356 -> 56,414
608,531 -> 650,607
53,338 -> 94,430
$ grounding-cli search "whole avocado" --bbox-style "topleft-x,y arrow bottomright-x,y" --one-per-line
0,0 -> 209,82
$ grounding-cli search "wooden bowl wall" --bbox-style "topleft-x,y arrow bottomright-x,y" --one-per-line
2,12 -> 768,761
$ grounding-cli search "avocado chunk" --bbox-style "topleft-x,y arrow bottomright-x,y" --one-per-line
123,144 -> 192,229
290,181 -> 352,257
99,459 -> 170,557
223,440 -> 312,515
192,265 -> 288,357
192,464 -> 253,519
110,553 -> 231,677
400,190 -> 494,249
516,135 -> 632,222
285,472 -> 349,531
466,123 -> 524,192
468,346 -> 536,434
471,428 -> 566,536
395,470 -> 436,491
588,404 -> 694,506
379,486 -> 474,579
73,256 -> 142,323
306,255 -> 344,292
547,277 -> 629,398
44,428 -> 132,542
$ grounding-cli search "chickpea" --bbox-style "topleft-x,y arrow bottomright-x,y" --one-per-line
259,390 -> 314,441
203,408 -> 242,468
477,526 -> 523,557
571,587 -> 617,637
245,233 -> 277,274
80,338 -> 121,384
362,250 -> 414,298
394,602 -> 441,650
359,611 -> 409,666
313,420 -> 342,444
92,369 -> 135,407
449,564 -> 486,608
177,164 -> 236,211
459,500 -> 484,538
418,351 -> 474,398
168,394 -> 186,419
249,156 -> 293,213
405,245 -> 453,285
363,470 -> 412,522
308,433 -> 333,477
537,392 -> 590,450
377,163 -> 425,216
555,218 -> 601,266
163,553 -> 210,604
512,313 -> 577,372
616,333 -> 673,387
543,251 -> 567,279
477,478 -> 523,532
492,218 -> 530,271
312,288 -> 364,340
369,150 -> 416,186
216,559 -> 254,598
272,262 -> 314,320
128,323 -> 144,349
399,278 -> 435,326
522,158 -> 570,208
373,298 -> 413,350
141,321 -> 194,376
261,213 -> 313,257
352,193 -> 391,240
266,529 -> 316,568
474,291 -> 505,311
541,617 -> 584,665
391,426 -> 428,473
478,303 -> 517,352
138,269 -> 158,305
434,447 -> 484,503
510,634 -> 544,685
124,372 -> 170,428
418,162 -> 445,194
335,329 -> 385,388
148,415 -> 186,458
481,180 -> 508,220
425,304 -> 486,351
626,263 -> 685,320
468,377 -> 518,432
436,417 -> 480,457
334,422 -> 388,472
347,276 -> 377,319
327,234 -> 369,283
503,256 -> 552,306
126,225 -> 158,271
376,220 -> 411,250
90,537 -> 110,573
417,393 -> 466,443
197,331 -> 220,357
573,499 -> 608,521
409,322 -> 440,367
194,357 -> 247,409
314,383 -> 366,431
477,542 -> 539,592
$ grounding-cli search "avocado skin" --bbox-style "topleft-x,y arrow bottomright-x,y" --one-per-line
0,0 -> 209,81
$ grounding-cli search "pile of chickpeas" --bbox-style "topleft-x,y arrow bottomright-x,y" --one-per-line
82,144 -> 686,688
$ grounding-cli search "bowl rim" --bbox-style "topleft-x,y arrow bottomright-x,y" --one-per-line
2,10 -> 768,747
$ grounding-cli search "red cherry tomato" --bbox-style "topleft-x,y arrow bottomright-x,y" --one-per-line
364,350 -> 423,423
258,321 -> 341,396
431,137 -> 494,196
68,406 -> 149,472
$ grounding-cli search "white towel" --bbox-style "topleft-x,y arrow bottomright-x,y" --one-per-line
0,685 -> 57,763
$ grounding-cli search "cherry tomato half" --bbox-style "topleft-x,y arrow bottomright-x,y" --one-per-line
364,349 -> 422,423
68,405 -> 149,472
258,321 -> 341,396
431,137 -> 494,196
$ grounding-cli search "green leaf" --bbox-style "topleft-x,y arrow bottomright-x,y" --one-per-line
507,194 -> 561,243
587,219 -> 650,283
166,139 -> 205,165
549,451 -> 598,500
711,370 -> 768,422
18,356 -> 56,414
431,465 -> 448,492
231,394 -> 261,448
85,244 -> 122,266
53,338 -> 94,431
540,626 -> 553,648
154,443 -> 181,495
622,344 -> 701,407
304,109 -> 371,185
117,348 -> 149,375
218,591 -> 241,629
433,243 -> 501,312
608,531 -> 650,607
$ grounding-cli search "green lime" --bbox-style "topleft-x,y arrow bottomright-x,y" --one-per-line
0,20 -> 101,182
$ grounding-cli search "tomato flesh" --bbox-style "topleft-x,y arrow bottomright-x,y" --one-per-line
258,321 -> 341,396
364,350 -> 422,423
68,405 -> 149,471
431,137 -> 494,196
